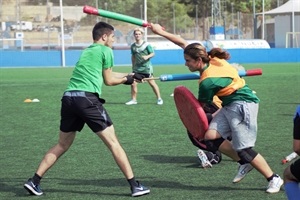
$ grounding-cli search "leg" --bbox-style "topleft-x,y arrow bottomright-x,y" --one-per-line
147,80 -> 163,105
96,125 -> 134,179
283,159 -> 300,199
24,131 -> 76,195
131,82 -> 138,101
249,153 -> 274,179
36,131 -> 76,177
96,125 -> 150,197
237,149 -> 283,193
125,82 -> 138,105
147,80 -> 161,99
205,129 -> 253,183
205,129 -> 240,161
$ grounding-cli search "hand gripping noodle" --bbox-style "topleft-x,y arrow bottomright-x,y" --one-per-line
174,86 -> 208,140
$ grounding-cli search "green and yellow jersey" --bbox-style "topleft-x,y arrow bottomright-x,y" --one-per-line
198,57 -> 259,106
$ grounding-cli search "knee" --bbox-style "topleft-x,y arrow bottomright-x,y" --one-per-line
204,129 -> 221,140
58,142 -> 72,152
205,137 -> 225,153
237,148 -> 258,163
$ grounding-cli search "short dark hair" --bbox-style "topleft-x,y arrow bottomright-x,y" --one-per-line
92,22 -> 114,41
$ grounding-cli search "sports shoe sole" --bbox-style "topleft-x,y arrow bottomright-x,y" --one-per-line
24,183 -> 43,196
132,189 -> 150,197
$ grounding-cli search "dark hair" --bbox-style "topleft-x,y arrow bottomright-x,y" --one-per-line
92,22 -> 114,41
184,43 -> 230,64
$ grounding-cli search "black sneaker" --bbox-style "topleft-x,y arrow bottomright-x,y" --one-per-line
24,178 -> 43,196
131,181 -> 150,197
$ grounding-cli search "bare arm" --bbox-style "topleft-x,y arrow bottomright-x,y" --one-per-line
149,23 -> 188,49
103,68 -> 128,86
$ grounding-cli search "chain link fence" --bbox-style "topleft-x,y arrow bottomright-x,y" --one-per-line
0,0 -> 264,50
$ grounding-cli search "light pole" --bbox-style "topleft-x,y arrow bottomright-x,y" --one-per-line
262,0 -> 265,39
195,4 -> 198,40
172,2 -> 176,34
140,4 -> 143,19
95,0 -> 98,22
253,0 -> 257,38
104,2 -> 108,22
231,2 -> 234,28
47,0 -> 50,50
144,0 -> 147,41
0,0 -> 2,21
59,0 -> 65,67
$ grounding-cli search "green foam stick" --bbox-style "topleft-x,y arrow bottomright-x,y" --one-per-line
83,5 -> 149,27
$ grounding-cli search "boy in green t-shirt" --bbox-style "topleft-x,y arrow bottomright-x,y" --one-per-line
24,22 -> 149,197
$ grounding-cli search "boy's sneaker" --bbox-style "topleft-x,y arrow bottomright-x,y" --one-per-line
266,175 -> 283,193
232,163 -> 253,183
157,98 -> 163,105
197,149 -> 212,168
24,178 -> 43,196
125,100 -> 137,105
131,181 -> 150,197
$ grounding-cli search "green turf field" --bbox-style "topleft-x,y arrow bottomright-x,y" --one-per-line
0,63 -> 299,200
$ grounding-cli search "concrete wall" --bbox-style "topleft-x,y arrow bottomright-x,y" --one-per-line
0,48 -> 299,68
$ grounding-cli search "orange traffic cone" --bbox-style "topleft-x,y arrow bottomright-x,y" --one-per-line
24,99 -> 32,103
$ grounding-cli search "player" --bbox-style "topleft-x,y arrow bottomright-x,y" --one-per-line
283,105 -> 300,200
23,22 -> 150,197
149,23 -> 283,193
125,27 -> 163,105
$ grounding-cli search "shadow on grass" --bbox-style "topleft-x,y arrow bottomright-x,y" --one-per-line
142,154 -> 234,164
143,154 -> 196,164
0,178 -> 129,198
54,177 -> 262,192
1,176 -> 262,198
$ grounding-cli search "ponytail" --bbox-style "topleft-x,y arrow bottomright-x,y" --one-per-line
208,48 -> 230,60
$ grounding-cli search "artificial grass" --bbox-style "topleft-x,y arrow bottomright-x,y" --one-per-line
0,63 -> 299,199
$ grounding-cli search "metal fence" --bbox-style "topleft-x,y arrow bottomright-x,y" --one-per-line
0,0 -> 274,50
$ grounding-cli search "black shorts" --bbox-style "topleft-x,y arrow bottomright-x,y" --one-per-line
60,91 -> 113,133
134,72 -> 153,78
290,158 -> 300,181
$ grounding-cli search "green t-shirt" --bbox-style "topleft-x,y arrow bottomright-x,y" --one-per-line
198,67 -> 259,106
66,43 -> 114,96
131,41 -> 154,74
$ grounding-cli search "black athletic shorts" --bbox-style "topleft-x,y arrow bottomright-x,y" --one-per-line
290,158 -> 300,181
60,91 -> 113,133
134,72 -> 152,78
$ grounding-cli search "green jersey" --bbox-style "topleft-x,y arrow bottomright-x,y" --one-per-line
131,41 -> 154,74
66,43 -> 114,96
198,66 -> 259,106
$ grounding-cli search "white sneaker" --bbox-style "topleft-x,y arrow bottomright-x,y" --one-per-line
232,163 -> 253,183
197,149 -> 212,168
266,175 -> 283,193
157,98 -> 163,105
125,100 -> 137,105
